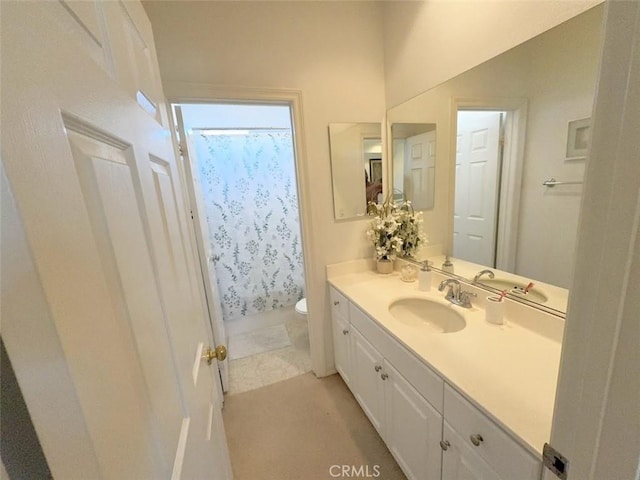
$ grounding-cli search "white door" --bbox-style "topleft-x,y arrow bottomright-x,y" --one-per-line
383,362 -> 442,480
442,422 -> 502,480
174,106 -> 230,392
351,328 -> 385,434
1,2 -> 231,479
332,312 -> 353,387
453,111 -> 502,266
405,130 -> 436,210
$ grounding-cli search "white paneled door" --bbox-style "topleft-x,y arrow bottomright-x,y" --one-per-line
453,111 -> 502,266
405,130 -> 436,211
1,2 -> 231,479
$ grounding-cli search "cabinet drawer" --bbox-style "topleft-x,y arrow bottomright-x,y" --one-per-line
329,287 -> 349,320
444,385 -> 541,480
350,303 -> 443,413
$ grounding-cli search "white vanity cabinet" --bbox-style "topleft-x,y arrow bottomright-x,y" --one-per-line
350,324 -> 444,480
328,285 -> 543,480
350,327 -> 385,433
330,287 -> 352,386
441,385 -> 540,480
330,287 -> 444,480
441,421 -> 503,480
383,361 -> 443,480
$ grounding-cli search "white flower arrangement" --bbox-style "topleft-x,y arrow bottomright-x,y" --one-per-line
366,197 -> 427,261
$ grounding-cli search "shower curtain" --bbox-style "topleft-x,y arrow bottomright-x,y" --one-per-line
193,131 -> 305,321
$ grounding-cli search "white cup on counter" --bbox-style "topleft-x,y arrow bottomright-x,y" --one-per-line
485,296 -> 505,325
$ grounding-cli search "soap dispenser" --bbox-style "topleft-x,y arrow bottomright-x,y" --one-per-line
418,261 -> 432,291
442,256 -> 454,274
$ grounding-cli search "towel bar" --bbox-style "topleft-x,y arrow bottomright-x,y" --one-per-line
542,178 -> 583,187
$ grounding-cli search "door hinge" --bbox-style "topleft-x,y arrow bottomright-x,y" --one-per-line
543,443 -> 569,479
178,143 -> 184,156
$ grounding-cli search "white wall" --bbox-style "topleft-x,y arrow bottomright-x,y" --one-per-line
517,11 -> 602,287
382,0 -> 601,107
387,6 -> 603,287
143,1 -> 386,374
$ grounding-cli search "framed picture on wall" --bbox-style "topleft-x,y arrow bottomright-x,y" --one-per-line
566,117 -> 590,160
369,159 -> 382,183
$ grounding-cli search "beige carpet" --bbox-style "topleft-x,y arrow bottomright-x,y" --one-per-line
222,373 -> 406,480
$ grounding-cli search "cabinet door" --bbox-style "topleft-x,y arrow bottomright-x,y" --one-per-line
332,310 -> 352,386
351,327 -> 385,433
442,422 -> 502,480
384,361 -> 443,480
443,385 -> 540,480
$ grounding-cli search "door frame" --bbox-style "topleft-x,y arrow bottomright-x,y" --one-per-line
450,97 -> 529,271
163,83 -> 323,376
546,1 -> 640,478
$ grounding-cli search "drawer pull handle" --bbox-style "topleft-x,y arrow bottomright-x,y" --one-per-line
470,434 -> 484,446
333,300 -> 340,306
380,373 -> 388,380
374,365 -> 382,372
439,440 -> 450,451
342,329 -> 349,335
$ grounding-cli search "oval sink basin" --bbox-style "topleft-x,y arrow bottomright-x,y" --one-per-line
476,279 -> 548,304
389,298 -> 466,333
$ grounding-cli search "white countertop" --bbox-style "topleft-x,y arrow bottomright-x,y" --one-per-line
327,261 -> 564,457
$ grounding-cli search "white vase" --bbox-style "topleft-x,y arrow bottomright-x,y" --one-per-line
376,259 -> 394,274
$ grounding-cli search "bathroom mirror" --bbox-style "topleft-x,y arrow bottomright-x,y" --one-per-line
387,5 -> 604,314
328,122 -> 382,220
390,123 -> 437,209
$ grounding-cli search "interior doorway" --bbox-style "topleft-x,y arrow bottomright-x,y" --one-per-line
451,99 -> 528,272
173,102 -> 311,395
453,110 -> 505,267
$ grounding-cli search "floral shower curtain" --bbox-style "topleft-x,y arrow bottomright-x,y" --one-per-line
193,131 -> 305,321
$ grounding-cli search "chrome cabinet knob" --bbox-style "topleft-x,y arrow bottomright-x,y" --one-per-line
380,373 -> 388,380
440,440 -> 450,451
374,365 -> 382,372
470,433 -> 484,446
342,329 -> 349,335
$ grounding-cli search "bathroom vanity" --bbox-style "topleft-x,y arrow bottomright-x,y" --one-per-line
327,260 -> 564,480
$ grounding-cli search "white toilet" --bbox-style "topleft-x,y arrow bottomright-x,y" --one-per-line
295,298 -> 308,321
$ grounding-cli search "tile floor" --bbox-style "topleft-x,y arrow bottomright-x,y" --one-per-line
226,307 -> 311,395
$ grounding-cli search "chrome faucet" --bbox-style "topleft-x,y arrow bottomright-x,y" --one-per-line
473,269 -> 495,283
438,279 -> 477,308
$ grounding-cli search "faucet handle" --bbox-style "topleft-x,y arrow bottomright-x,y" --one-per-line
459,290 -> 477,307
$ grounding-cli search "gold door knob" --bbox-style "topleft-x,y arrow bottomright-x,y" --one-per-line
202,345 -> 228,364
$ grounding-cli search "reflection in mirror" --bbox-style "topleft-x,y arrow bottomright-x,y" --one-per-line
391,123 -> 436,209
453,111 -> 504,267
328,123 -> 382,220
386,5 -> 604,314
